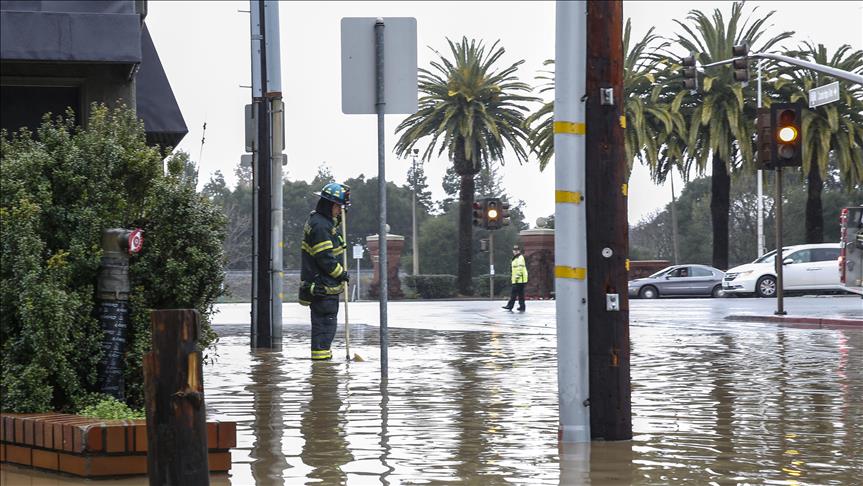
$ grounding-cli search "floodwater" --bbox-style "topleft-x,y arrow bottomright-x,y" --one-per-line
2,298 -> 862,485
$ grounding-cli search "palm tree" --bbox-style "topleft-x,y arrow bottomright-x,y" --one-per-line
525,20 -> 683,177
395,37 -> 536,295
671,2 -> 792,269
772,42 -> 863,242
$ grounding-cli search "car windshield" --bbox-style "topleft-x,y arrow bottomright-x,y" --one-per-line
649,266 -> 675,278
753,248 -> 794,265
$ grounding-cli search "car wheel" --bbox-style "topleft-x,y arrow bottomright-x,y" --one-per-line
711,285 -> 724,298
756,276 -> 777,298
639,285 -> 658,299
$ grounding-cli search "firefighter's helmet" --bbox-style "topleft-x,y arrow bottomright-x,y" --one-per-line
318,182 -> 351,207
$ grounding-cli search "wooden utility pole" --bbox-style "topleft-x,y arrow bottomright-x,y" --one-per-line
144,310 -> 209,485
584,0 -> 632,441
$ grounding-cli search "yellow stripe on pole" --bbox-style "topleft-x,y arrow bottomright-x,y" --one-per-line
555,265 -> 587,280
625,259 -> 630,272
555,190 -> 584,204
621,183 -> 628,196
619,115 -> 626,129
553,121 -> 586,135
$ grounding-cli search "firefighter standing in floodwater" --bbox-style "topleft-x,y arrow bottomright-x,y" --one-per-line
503,245 -> 528,312
299,183 -> 351,360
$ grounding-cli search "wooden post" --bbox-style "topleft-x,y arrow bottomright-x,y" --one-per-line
585,0 -> 632,440
143,309 -> 209,486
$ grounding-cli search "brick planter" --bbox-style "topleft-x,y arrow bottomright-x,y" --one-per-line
0,413 -> 235,478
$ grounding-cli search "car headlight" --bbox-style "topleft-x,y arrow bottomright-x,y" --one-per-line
734,270 -> 753,278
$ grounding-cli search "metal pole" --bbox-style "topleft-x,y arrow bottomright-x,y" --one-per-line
702,53 -> 863,85
775,167 -> 786,315
412,153 -> 419,275
265,1 -> 283,349
342,212 -> 351,360
670,172 -> 679,265
489,232 -> 494,300
357,251 -> 361,302
757,59 -> 765,256
375,18 -> 388,381
554,0 -> 590,443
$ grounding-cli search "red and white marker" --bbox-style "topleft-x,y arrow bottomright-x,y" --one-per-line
128,229 -> 144,255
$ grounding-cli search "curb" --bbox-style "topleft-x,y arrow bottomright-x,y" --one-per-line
725,314 -> 863,328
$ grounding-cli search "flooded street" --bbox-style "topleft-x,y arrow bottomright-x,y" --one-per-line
3,297 -> 861,484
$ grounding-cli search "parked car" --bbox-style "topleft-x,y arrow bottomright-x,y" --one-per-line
628,264 -> 725,299
722,243 -> 842,297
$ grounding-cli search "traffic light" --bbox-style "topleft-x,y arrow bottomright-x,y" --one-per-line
771,103 -> 802,168
472,199 -> 486,228
500,201 -> 511,227
486,198 -> 502,230
732,43 -> 749,84
756,107 -> 774,170
682,53 -> 698,93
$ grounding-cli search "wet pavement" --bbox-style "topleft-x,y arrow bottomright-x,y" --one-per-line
2,296 -> 861,485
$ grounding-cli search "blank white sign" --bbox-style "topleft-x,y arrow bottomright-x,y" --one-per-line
340,17 -> 418,115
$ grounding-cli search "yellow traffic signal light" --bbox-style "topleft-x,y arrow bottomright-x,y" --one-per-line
771,103 -> 802,167
486,199 -> 501,229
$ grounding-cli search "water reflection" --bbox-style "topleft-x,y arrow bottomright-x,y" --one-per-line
299,361 -> 353,484
247,350 -> 289,485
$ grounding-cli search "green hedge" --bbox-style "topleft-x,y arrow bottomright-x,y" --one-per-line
472,275 -> 511,297
404,274 -> 457,299
1,105 -> 226,413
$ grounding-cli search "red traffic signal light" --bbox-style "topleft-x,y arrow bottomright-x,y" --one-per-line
681,54 -> 698,92
472,200 -> 485,227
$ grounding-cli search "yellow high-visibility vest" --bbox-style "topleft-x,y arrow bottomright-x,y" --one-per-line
511,254 -> 528,284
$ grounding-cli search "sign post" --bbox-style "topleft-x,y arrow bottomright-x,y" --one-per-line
341,17 -> 417,382
353,244 -> 364,301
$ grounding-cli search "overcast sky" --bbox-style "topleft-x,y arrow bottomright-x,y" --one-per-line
146,1 -> 862,227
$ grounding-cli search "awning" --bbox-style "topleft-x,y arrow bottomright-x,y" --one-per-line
0,1 -> 141,63
136,24 -> 187,149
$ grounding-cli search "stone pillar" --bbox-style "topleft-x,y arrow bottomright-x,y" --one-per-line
520,229 -> 555,299
366,234 -> 405,299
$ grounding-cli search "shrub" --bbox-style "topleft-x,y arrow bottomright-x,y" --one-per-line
0,105 -> 225,413
472,275 -> 511,297
78,395 -> 144,420
404,275 -> 457,299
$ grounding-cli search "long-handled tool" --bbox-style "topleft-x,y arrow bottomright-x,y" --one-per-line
341,211 -> 351,361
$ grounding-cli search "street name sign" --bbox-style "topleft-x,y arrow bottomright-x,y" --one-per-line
809,81 -> 839,108
340,17 -> 418,114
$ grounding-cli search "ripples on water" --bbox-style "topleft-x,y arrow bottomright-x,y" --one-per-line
203,315 -> 863,485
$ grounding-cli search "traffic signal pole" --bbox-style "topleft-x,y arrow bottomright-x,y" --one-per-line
584,0 -> 631,440
775,167 -> 786,315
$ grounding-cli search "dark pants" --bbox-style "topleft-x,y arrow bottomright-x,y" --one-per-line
505,282 -> 526,311
310,297 -> 339,356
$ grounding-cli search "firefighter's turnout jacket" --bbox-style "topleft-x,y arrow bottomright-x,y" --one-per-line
511,254 -> 528,284
299,211 -> 347,305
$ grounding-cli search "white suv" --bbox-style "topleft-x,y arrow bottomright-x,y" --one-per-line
722,243 -> 842,297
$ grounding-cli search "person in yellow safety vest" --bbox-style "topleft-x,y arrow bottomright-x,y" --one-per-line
503,244 -> 528,312
298,182 -> 350,360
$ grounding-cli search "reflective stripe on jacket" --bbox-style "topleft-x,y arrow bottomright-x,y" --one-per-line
511,254 -> 528,284
300,211 -> 346,295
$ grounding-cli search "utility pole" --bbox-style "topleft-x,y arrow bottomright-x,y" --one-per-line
584,0 -> 631,441
250,0 -> 284,349
488,231 -> 494,300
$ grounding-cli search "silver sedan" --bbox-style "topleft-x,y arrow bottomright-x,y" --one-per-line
628,264 -> 726,299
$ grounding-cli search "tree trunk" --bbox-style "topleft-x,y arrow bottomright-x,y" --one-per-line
710,153 -> 730,270
805,163 -> 824,243
457,173 -> 475,295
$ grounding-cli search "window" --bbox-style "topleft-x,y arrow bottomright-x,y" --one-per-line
786,250 -> 812,264
669,267 -> 690,278
812,248 -> 840,262
690,267 -> 714,277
